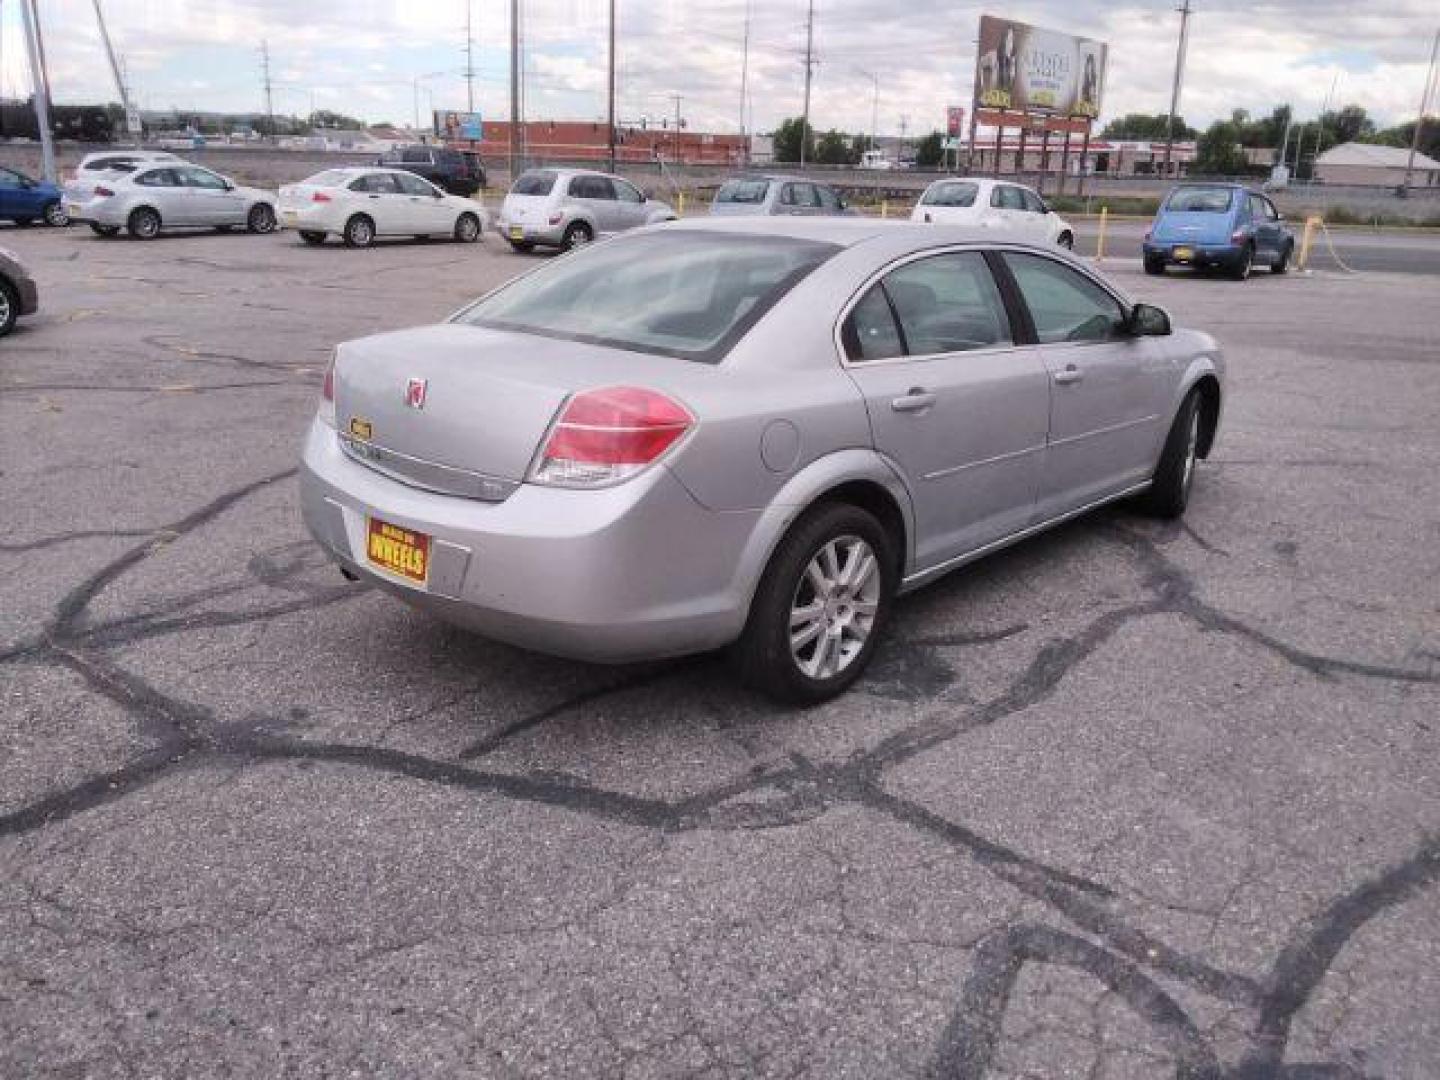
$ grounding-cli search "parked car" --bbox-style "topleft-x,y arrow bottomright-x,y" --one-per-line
278,167 -> 485,248
377,145 -> 485,197
496,168 -> 675,252
65,163 -> 277,238
709,175 -> 851,217
0,165 -> 68,227
0,246 -> 39,336
911,177 -> 1075,248
66,150 -> 183,201
1143,183 -> 1295,279
300,219 -> 1224,703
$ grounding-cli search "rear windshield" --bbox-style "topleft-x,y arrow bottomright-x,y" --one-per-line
715,179 -> 770,204
511,170 -> 557,196
455,231 -> 840,362
920,181 -> 979,207
1165,187 -> 1235,213
302,170 -> 351,187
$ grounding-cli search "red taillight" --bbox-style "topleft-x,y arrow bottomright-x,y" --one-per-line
318,352 -> 337,427
312,191 -> 332,203
1231,229 -> 1246,243
94,185 -> 114,197
530,387 -> 693,488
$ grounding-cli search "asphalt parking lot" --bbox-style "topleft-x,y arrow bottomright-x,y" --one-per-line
2,221 -> 1438,1079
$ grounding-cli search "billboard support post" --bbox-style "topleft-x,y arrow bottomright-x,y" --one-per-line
1017,124 -> 1027,181
992,121 -> 1003,178
1058,127 -> 1073,195
1039,127 -> 1051,195
1077,122 -> 1092,198
966,109 -> 979,172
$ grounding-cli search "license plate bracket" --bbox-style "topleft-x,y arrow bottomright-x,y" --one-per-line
366,516 -> 430,584
509,225 -> 524,241
1173,245 -> 1194,262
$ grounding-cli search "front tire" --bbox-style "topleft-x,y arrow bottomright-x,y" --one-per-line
127,207 -> 161,240
1144,256 -> 1166,275
342,214 -> 375,248
1057,231 -> 1074,250
89,223 -> 120,237
561,221 -> 593,250
732,502 -> 897,705
1139,391 -> 1201,519
0,278 -> 18,337
299,230 -> 327,246
246,203 -> 276,234
43,201 -> 69,227
453,212 -> 481,243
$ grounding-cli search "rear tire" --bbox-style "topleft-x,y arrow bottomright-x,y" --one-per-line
0,278 -> 18,337
1138,391 -> 1201,519
342,214 -> 375,248
127,207 -> 161,240
561,221 -> 593,251
43,201 -> 69,227
1144,256 -> 1166,275
1271,242 -> 1291,274
731,502 -> 897,705
299,230 -> 327,246
89,223 -> 120,237
1229,243 -> 1254,281
453,212 -> 481,243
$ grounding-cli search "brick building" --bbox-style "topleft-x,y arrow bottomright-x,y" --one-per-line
460,120 -> 747,166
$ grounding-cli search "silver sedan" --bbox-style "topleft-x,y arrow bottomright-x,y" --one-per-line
65,163 -> 277,239
300,219 -> 1224,703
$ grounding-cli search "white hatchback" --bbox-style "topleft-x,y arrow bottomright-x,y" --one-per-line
278,167 -> 486,248
910,177 -> 1075,249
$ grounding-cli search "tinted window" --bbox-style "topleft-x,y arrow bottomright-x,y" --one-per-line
401,147 -> 431,164
881,252 -> 1011,355
394,172 -> 439,196
457,232 -> 839,362
1165,187 -> 1235,213
1004,253 -> 1125,344
512,170 -> 557,196
569,175 -> 616,200
844,286 -> 904,362
921,181 -> 979,207
350,172 -> 401,193
715,179 -> 769,204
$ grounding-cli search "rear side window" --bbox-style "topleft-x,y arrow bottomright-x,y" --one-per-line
1165,187 -> 1235,213
511,170 -> 557,196
1019,188 -> 1046,213
1003,253 -> 1125,344
844,286 -> 905,362
134,168 -> 180,187
569,175 -> 615,200
394,172 -> 439,196
816,185 -> 841,211
921,181 -> 979,207
881,253 -> 1011,355
715,179 -> 769,204
991,185 -> 1026,210
350,172 -> 401,193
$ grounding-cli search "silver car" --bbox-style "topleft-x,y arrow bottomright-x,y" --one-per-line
65,162 -> 277,239
710,175 -> 852,217
301,219 -> 1224,703
497,168 -> 675,252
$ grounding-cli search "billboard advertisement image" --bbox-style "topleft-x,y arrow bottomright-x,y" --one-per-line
435,110 -> 483,141
974,15 -> 1106,118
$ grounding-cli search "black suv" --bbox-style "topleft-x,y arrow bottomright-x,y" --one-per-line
378,145 -> 485,197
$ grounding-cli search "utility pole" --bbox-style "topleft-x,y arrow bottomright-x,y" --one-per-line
92,0 -> 139,148
1404,28 -> 1440,192
738,0 -> 750,156
509,0 -> 520,179
1307,73 -> 1338,183
19,0 -> 56,182
260,40 -> 276,144
1162,0 -> 1192,178
800,0 -> 815,167
464,0 -> 476,113
606,0 -> 616,173
669,93 -> 682,164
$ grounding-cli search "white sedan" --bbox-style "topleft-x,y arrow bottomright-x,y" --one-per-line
910,177 -> 1075,249
278,167 -> 486,247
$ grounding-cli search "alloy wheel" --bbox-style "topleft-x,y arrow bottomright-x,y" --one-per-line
789,535 -> 881,680
1181,408 -> 1200,495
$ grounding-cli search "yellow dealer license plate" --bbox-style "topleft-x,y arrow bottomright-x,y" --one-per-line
509,225 -> 524,241
366,517 -> 430,584
1173,246 -> 1194,262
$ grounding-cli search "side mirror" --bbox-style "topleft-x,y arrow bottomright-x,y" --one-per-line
1128,303 -> 1172,337
838,197 -> 849,210
223,181 -> 235,191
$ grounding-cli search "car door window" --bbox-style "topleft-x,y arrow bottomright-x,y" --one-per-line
612,179 -> 644,204
922,182 -> 979,207
882,252 -> 1012,355
351,173 -> 401,193
1249,194 -> 1276,221
180,167 -> 227,190
1019,188 -> 1046,214
996,185 -> 1026,210
0,168 -> 21,189
1003,253 -> 1126,344
134,168 -> 181,187
401,148 -> 431,163
778,183 -> 798,206
816,185 -> 841,212
394,172 -> 440,197
843,285 -> 905,362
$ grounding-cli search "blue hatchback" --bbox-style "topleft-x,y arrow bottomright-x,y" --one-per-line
0,164 -> 68,228
1143,183 -> 1294,280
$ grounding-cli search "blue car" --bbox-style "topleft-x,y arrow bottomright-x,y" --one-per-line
1143,183 -> 1294,280
0,165 -> 68,228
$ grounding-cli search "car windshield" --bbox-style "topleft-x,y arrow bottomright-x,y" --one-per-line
511,171 -> 557,196
715,179 -> 770,204
455,231 -> 840,362
1165,187 -> 1235,213
304,170 -> 351,186
921,181 -> 979,207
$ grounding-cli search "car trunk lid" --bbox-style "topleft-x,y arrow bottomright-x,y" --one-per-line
1153,209 -> 1234,244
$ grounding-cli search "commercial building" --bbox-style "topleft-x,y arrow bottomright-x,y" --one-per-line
1314,142 -> 1440,187
463,120 -> 746,166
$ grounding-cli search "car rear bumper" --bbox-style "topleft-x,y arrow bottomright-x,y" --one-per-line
279,203 -> 334,232
299,418 -> 759,662
65,199 -> 127,227
1144,241 -> 1245,268
495,217 -> 566,245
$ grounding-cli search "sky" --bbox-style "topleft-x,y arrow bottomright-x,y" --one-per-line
0,0 -> 1435,137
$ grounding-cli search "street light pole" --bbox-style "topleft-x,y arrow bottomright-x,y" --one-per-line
1162,0 -> 1192,178
607,0 -> 616,173
509,0 -> 521,179
1403,28 -> 1440,193
19,0 -> 56,182
800,0 -> 815,167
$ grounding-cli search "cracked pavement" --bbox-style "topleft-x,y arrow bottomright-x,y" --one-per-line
1,224 -> 1438,1079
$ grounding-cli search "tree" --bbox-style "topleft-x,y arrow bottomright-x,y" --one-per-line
1370,116 -> 1440,160
814,128 -> 853,165
1103,113 -> 1194,140
1193,118 -> 1248,175
772,117 -> 815,163
1324,104 -> 1375,145
914,130 -> 944,168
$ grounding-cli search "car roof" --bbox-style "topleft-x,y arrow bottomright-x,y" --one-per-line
661,216 -> 1002,249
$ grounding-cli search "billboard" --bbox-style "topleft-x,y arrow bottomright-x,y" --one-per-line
946,106 -> 965,137
434,110 -> 483,141
973,15 -> 1106,119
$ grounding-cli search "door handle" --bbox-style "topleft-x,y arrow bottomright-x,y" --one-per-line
1053,365 -> 1083,385
891,388 -> 937,412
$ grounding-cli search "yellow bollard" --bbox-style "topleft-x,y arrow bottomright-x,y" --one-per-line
1095,206 -> 1108,262
677,191 -> 686,216
1297,214 -> 1321,269
880,199 -> 888,219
